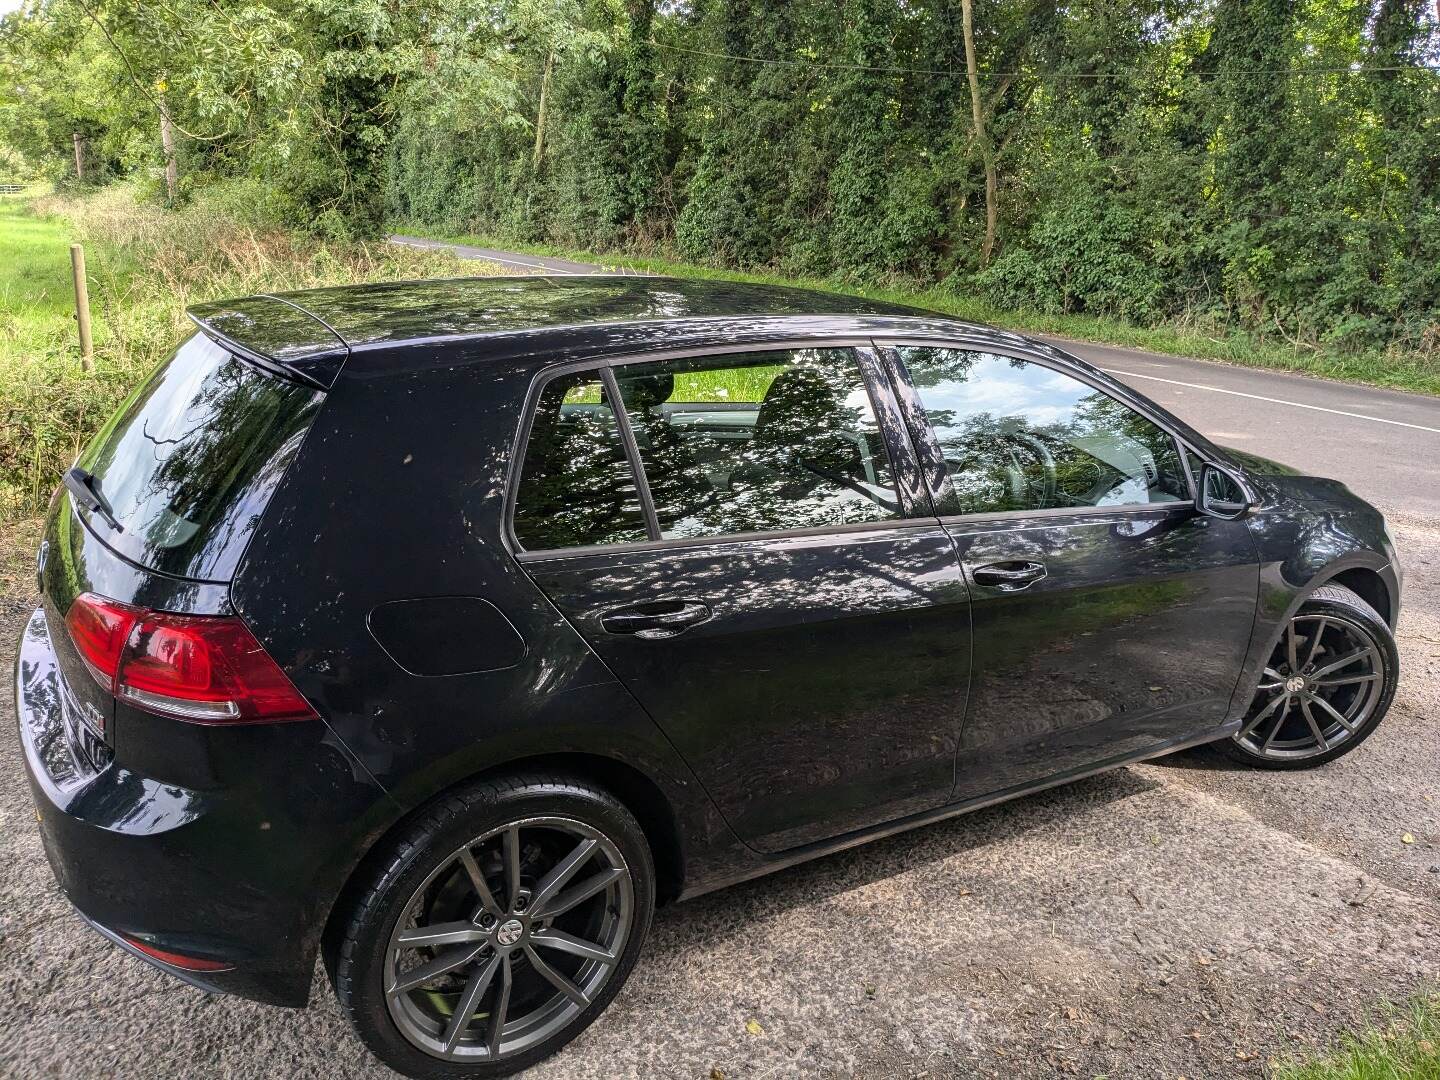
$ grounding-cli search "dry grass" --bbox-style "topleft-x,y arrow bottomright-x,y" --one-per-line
1,185 -> 497,520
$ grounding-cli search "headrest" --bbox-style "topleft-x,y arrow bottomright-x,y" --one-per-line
617,372 -> 674,411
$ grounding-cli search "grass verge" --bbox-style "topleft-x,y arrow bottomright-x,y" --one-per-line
0,186 -> 489,520
1272,994 -> 1440,1079
397,227 -> 1440,398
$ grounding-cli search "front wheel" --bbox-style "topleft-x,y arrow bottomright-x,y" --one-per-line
1218,583 -> 1398,768
332,773 -> 655,1079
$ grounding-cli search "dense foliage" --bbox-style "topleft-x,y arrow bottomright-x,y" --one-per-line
2,0 -> 1438,357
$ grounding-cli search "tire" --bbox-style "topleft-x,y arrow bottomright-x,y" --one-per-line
1216,583 -> 1398,769
331,772 -> 655,1079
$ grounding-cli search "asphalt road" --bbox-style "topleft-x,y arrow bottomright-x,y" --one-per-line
2,251 -> 1437,1078
1050,338 -> 1440,518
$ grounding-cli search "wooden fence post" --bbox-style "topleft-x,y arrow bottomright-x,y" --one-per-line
159,92 -> 178,202
72,133 -> 85,183
70,244 -> 93,370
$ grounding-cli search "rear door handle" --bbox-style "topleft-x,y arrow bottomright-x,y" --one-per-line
971,561 -> 1047,591
600,600 -> 712,640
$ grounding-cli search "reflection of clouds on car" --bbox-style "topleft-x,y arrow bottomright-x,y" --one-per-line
898,347 -> 1188,515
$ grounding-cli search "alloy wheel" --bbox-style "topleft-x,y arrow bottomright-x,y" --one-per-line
383,815 -> 634,1063
1233,612 -> 1384,761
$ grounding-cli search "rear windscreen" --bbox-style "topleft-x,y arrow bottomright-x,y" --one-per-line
73,332 -> 322,582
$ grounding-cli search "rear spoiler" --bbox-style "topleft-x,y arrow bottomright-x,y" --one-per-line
186,294 -> 349,390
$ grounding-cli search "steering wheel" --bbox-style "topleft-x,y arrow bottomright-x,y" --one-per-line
999,433 -> 1057,510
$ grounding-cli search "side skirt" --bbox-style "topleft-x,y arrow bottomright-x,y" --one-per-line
676,720 -> 1240,902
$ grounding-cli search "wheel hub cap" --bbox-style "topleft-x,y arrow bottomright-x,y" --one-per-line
495,919 -> 524,947
1284,675 -> 1306,693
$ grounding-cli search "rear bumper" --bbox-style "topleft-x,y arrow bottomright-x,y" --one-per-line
15,605 -> 388,1007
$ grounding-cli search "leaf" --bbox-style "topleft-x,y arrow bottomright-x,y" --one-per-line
745,1019 -> 764,1037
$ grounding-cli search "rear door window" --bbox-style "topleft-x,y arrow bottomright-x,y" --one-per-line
73,332 -> 321,581
512,373 -> 649,550
615,348 -> 901,540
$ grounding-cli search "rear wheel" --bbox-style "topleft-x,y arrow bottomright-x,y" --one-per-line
332,774 -> 654,1079
1218,584 -> 1398,768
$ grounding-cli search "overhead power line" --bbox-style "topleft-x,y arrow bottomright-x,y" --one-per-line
648,39 -> 1440,79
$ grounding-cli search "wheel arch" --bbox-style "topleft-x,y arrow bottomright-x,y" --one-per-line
1229,546 -> 1395,721
1323,565 -> 1394,627
319,750 -> 687,978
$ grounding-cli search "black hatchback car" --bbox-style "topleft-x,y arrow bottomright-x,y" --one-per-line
18,276 -> 1401,1077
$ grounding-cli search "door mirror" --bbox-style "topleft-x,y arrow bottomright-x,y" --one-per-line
1197,463 -> 1252,519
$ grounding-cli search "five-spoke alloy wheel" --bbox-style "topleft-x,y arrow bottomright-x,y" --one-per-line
1221,584 -> 1398,768
332,775 -> 654,1079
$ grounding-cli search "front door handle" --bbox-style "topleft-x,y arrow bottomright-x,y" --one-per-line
971,560 -> 1047,591
600,600 -> 712,640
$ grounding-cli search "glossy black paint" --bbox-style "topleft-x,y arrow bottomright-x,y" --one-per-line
524,521 -> 971,853
19,508 -> 388,1006
16,276 -> 1400,1010
944,506 -> 1258,800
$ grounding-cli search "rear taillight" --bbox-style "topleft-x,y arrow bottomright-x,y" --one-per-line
64,593 -> 316,724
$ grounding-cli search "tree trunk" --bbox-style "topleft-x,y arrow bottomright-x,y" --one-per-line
533,48 -> 555,170
72,133 -> 85,183
960,0 -> 997,266
159,96 -> 179,202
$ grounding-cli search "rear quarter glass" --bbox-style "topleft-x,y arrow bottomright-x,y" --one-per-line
73,332 -> 323,582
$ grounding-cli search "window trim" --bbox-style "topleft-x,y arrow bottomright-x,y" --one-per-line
600,366 -> 662,540
503,339 -> 928,560
874,337 -> 1211,524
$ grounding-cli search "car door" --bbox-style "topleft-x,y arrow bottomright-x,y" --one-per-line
879,342 -> 1260,802
510,344 -> 971,854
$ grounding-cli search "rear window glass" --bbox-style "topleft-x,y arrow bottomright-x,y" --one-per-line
73,332 -> 321,581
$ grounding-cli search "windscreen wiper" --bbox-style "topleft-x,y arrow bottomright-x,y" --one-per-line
64,467 -> 124,533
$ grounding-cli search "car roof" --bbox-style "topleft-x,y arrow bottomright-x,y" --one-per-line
186,275 -> 1005,380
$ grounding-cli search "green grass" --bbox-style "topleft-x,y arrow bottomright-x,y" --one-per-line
1272,995 -> 1440,1080
399,226 -> 1440,398
0,191 -> 87,362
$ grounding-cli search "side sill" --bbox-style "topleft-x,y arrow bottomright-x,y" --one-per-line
676,721 -> 1241,902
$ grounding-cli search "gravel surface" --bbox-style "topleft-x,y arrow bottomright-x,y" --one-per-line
2,358 -> 1437,1079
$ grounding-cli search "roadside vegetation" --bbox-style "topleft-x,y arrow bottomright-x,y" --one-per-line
0,185 -> 476,520
2,1 -> 1436,401
1273,994 -> 1440,1080
405,227 -> 1440,397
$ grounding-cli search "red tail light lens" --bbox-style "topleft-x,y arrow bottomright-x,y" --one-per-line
64,593 -> 316,724
65,593 -> 136,688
